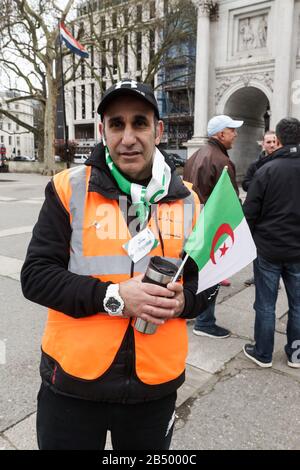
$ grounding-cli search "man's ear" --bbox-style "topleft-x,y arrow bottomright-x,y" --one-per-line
155,120 -> 164,145
276,137 -> 282,149
215,130 -> 224,142
99,122 -> 106,146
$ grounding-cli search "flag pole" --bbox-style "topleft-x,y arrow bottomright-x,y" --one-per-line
172,253 -> 189,282
59,24 -> 70,169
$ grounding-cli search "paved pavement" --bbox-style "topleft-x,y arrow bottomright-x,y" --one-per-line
0,172 -> 299,450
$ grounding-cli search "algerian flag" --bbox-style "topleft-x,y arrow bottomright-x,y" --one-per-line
178,168 -> 256,293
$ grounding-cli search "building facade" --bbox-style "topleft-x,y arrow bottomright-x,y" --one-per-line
64,0 -> 196,156
0,92 -> 35,159
187,0 -> 300,177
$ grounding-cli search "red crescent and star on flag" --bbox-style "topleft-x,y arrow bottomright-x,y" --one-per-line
210,223 -> 235,265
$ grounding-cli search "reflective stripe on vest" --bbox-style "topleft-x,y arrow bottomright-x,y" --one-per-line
42,166 -> 199,384
67,166 -> 195,276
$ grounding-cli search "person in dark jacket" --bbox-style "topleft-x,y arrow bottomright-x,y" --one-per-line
183,114 -> 243,339
242,131 -> 277,286
243,117 -> 300,369
242,130 -> 277,192
21,79 -> 217,450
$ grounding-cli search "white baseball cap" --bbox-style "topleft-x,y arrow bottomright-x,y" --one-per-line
207,115 -> 244,137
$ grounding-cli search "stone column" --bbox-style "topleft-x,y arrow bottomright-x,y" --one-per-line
185,1 -> 212,158
270,0 -> 294,128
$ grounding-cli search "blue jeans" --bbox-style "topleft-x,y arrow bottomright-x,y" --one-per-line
254,255 -> 300,362
194,297 -> 217,329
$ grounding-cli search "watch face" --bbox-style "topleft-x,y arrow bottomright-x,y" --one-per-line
106,296 -> 121,313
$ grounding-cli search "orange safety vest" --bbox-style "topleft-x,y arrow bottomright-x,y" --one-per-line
42,166 -> 199,385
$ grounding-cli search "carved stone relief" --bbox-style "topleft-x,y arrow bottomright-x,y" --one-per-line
215,72 -> 274,104
238,14 -> 268,52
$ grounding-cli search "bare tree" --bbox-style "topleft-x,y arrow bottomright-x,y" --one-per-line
0,0 -> 76,174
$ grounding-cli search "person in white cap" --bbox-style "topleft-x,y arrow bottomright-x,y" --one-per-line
183,114 -> 243,339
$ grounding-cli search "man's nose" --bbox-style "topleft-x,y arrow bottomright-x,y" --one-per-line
122,126 -> 136,146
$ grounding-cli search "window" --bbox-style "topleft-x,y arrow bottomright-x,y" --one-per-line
123,8 -> 128,26
0,136 -> 4,144
137,4 -> 142,22
91,83 -> 95,118
150,1 -> 155,19
8,123 -> 11,131
90,45 -> 94,78
101,41 -> 106,77
16,124 -> 19,131
124,35 -> 128,73
81,59 -> 85,80
113,38 -> 118,75
81,85 -> 86,120
112,12 -> 117,28
73,87 -> 77,120
136,32 -> 142,71
9,136 -> 12,145
16,136 -> 20,146
149,29 -> 155,62
164,0 -> 168,15
72,54 -> 76,81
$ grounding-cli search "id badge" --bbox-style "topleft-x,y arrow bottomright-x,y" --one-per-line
123,227 -> 158,263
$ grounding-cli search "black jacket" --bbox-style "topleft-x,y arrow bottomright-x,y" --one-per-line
242,151 -> 267,192
21,144 -> 215,403
243,145 -> 300,263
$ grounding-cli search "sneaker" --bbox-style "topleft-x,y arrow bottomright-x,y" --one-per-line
243,344 -> 272,368
193,325 -> 231,339
220,279 -> 231,287
244,277 -> 254,286
287,359 -> 300,368
286,354 -> 300,368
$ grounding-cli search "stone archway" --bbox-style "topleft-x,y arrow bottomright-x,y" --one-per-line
222,86 -> 270,179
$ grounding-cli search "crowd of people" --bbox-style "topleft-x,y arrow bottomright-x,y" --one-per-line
20,79 -> 300,450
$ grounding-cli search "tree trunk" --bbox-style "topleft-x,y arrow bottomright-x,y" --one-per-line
42,70 -> 57,175
36,129 -> 45,162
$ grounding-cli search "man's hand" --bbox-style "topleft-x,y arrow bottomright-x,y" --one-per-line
166,282 -> 185,317
119,275 -> 181,325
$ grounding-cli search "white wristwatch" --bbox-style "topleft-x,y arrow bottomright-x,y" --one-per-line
103,284 -> 125,316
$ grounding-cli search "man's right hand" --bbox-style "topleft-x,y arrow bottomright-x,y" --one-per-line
119,274 -> 180,325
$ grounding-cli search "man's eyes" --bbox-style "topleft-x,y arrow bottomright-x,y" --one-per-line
110,121 -> 123,128
109,119 -> 149,128
135,119 -> 148,127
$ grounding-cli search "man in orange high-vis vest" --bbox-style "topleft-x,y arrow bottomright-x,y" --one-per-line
21,79 -> 218,450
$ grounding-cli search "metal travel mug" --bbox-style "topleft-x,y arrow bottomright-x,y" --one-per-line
134,256 -> 179,335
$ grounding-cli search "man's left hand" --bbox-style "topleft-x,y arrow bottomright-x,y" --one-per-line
166,282 -> 185,317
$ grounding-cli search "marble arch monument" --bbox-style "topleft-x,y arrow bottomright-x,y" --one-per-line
186,0 -> 300,178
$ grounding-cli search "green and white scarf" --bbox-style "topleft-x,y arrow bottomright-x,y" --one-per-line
105,146 -> 171,224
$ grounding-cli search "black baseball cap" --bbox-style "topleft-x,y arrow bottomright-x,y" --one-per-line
97,79 -> 160,120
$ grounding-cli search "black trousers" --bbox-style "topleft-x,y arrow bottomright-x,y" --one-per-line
37,383 -> 177,450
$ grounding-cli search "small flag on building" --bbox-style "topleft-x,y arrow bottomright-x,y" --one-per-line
59,22 -> 89,58
182,168 -> 257,293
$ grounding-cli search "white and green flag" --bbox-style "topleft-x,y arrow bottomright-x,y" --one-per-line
183,168 -> 256,293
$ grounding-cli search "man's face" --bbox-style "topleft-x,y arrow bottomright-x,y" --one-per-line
218,127 -> 238,150
262,133 -> 276,155
100,95 -> 163,180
